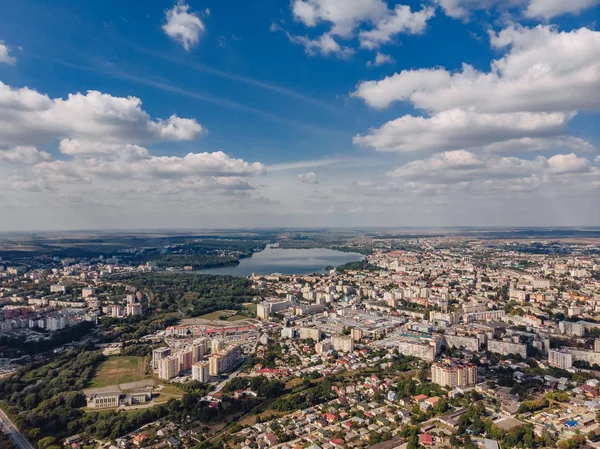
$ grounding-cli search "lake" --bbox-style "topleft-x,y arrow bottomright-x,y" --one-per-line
196,246 -> 364,277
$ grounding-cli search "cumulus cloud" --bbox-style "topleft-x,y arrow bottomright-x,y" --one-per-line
58,139 -> 150,161
291,0 -> 388,37
354,109 -> 573,153
388,150 -> 593,183
546,153 -> 591,174
433,0 -> 600,19
28,151 -> 266,184
433,0 -> 524,19
287,0 -> 435,57
358,5 -> 435,49
0,81 -> 204,146
286,32 -> 354,58
525,0 -> 600,19
0,146 -> 50,164
163,0 -> 205,51
297,172 -> 321,184
0,79 -> 270,210
367,52 -> 394,67
483,137 -> 594,154
0,42 -> 16,65
352,25 -> 600,114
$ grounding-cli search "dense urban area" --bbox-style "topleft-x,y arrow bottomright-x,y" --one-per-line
0,230 -> 600,449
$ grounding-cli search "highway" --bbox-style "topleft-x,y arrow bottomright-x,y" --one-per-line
0,407 -> 35,449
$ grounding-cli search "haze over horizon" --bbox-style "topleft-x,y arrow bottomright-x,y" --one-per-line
1,0 -> 599,230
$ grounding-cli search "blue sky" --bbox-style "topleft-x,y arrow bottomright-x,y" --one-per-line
0,0 -> 599,230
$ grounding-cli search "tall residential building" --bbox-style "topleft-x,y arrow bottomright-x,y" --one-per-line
158,356 -> 180,380
152,347 -> 171,369
209,345 -> 242,377
179,350 -> 193,372
191,341 -> 206,363
487,340 -> 527,358
256,303 -> 270,320
351,328 -> 363,342
211,339 -> 224,354
298,327 -> 321,341
82,287 -> 96,298
315,339 -> 332,354
256,299 -> 292,320
126,303 -> 143,316
548,349 -> 573,369
331,336 -> 354,353
192,361 -> 210,383
431,362 -> 477,388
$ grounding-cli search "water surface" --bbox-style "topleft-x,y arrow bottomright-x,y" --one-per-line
196,246 -> 364,277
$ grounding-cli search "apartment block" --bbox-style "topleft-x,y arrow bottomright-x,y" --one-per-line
431,362 -> 477,388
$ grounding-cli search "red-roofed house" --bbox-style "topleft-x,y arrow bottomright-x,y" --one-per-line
420,434 -> 433,446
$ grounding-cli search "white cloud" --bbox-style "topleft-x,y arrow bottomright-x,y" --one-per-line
387,150 -> 594,186
434,0 -> 600,19
546,153 -> 591,174
29,151 -> 266,183
286,32 -> 354,58
483,136 -> 594,154
287,0 -> 435,57
367,52 -> 394,67
525,0 -> 600,19
358,5 -> 435,49
0,81 -> 204,146
0,146 -> 50,164
352,25 -> 600,114
291,0 -> 388,37
352,68 -> 450,109
297,172 -> 321,184
354,109 -> 573,153
433,0 -> 523,19
58,139 -> 150,161
0,42 -> 16,65
163,0 -> 205,51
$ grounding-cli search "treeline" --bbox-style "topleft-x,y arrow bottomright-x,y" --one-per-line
129,239 -> 267,269
335,259 -> 380,273
98,313 -> 180,342
0,321 -> 95,356
271,379 -> 335,412
124,273 -> 255,318
0,348 -> 240,445
0,433 -> 14,449
223,376 -> 285,399
0,348 -> 104,443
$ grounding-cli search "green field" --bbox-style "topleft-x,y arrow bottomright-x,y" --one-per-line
243,302 -> 257,314
90,356 -> 150,388
196,310 -> 237,321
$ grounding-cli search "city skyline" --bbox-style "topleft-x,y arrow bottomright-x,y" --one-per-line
0,0 -> 599,230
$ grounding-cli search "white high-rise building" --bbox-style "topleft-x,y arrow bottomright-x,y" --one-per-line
331,336 -> 354,353
431,362 -> 477,388
192,361 -> 210,383
158,356 -> 180,380
548,349 -> 573,369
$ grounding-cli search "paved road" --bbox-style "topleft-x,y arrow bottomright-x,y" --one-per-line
213,361 -> 246,393
0,407 -> 35,449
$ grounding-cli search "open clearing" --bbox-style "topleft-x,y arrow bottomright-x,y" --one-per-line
90,356 -> 150,388
182,309 -> 255,323
196,310 -> 237,321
